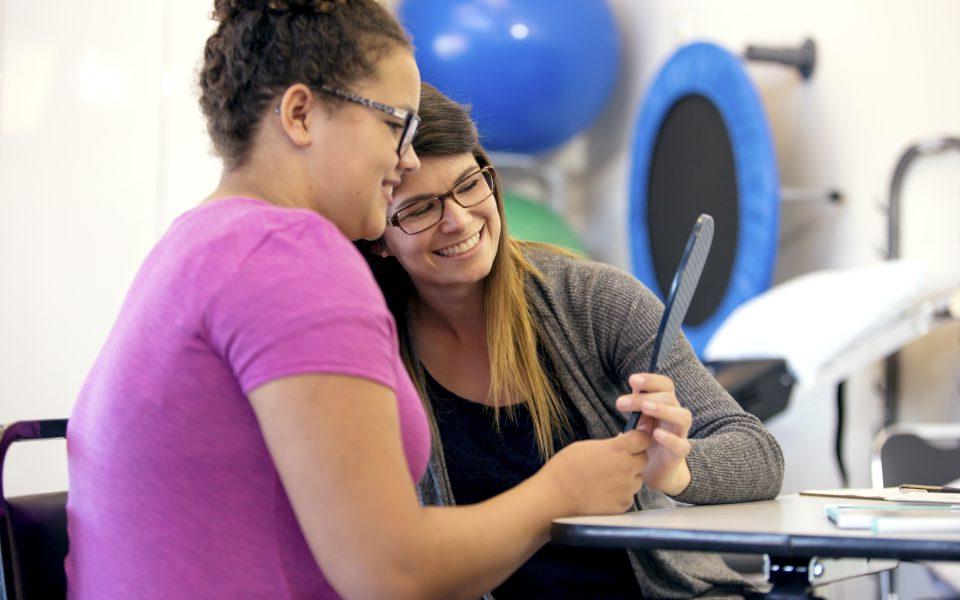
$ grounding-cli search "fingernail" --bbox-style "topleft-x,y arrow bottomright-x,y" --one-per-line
642,401 -> 656,411
616,397 -> 629,410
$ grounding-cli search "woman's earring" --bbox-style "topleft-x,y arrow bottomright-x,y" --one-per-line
372,240 -> 391,258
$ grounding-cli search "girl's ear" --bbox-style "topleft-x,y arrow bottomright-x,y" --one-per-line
275,83 -> 317,148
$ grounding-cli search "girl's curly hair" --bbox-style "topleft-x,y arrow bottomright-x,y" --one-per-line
200,0 -> 410,169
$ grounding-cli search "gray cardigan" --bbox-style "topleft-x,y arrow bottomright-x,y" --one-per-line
412,247 -> 785,599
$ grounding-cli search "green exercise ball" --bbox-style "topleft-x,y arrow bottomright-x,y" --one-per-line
502,192 -> 586,255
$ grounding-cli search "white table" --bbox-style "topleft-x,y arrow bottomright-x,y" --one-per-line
552,494 -> 960,598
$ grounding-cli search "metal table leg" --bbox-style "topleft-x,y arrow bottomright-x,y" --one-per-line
747,555 -> 898,599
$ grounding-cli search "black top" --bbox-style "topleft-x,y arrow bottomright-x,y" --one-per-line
426,365 -> 643,600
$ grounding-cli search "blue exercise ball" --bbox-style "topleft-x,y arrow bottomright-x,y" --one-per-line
399,0 -> 620,155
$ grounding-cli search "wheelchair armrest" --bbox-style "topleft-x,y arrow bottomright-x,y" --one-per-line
0,420 -> 68,518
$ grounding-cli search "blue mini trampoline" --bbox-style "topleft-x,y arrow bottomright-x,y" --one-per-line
629,42 -> 780,356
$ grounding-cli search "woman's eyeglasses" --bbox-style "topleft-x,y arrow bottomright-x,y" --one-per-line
387,166 -> 496,235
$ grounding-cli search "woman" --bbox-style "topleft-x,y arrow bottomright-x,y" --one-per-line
365,83 -> 786,599
66,3 -> 652,599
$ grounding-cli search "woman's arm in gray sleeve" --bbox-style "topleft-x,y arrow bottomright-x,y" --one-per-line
592,263 -> 785,504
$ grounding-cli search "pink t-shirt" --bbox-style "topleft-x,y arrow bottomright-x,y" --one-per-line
66,197 -> 430,598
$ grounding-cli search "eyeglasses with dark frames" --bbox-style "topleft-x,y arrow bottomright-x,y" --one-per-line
387,166 -> 497,235
273,85 -> 420,158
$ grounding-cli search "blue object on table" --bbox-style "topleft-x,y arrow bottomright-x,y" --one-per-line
398,0 -> 620,154
629,42 -> 779,356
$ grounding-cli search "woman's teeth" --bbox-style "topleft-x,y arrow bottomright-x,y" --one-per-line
435,230 -> 481,257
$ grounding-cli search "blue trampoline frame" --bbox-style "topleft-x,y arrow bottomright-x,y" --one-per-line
629,42 -> 780,356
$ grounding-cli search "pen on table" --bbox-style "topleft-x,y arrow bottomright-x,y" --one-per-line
899,484 -> 960,494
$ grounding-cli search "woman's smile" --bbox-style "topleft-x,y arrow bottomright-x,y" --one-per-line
434,225 -> 484,258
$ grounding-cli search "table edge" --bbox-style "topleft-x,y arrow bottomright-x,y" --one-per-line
550,522 -> 960,560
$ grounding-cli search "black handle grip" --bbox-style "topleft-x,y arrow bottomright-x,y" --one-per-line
745,38 -> 816,80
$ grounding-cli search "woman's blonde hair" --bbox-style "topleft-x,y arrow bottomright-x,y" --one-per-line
361,83 -> 570,458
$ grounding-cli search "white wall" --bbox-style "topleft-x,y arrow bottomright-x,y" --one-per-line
1,4 -> 957,589
0,0 -> 219,496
